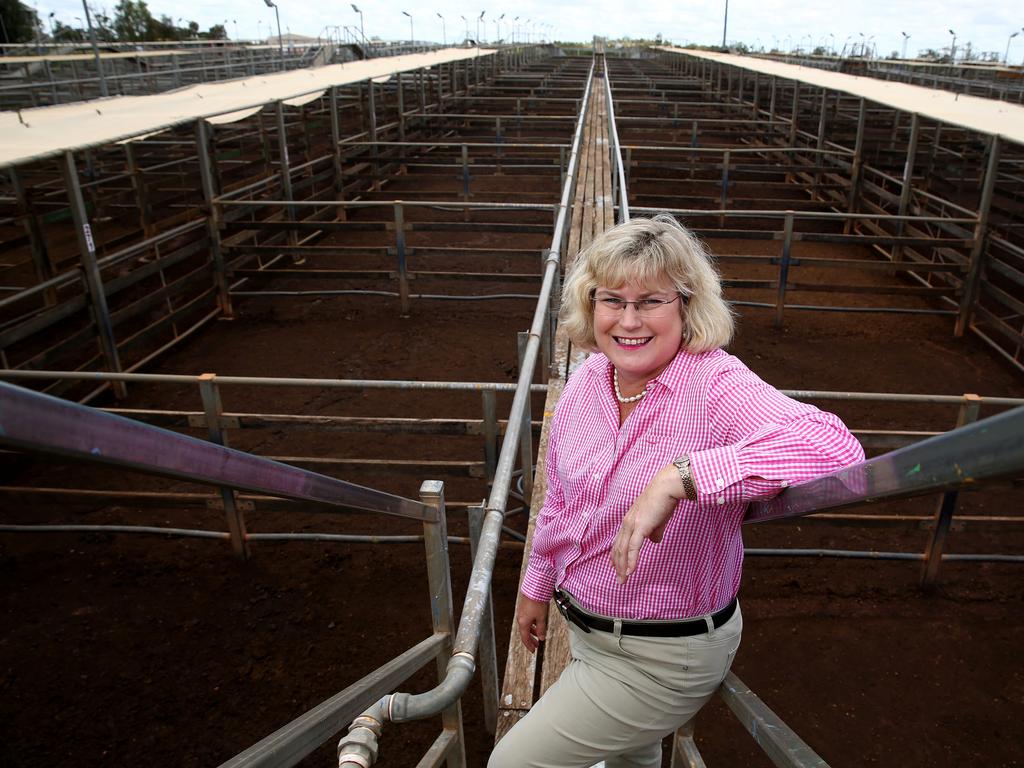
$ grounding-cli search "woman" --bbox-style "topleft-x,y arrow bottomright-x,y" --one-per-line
488,215 -> 864,768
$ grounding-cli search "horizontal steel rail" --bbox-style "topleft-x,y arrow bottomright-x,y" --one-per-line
4,369 -> 1022,408
630,205 -> 978,226
719,672 -> 831,768
217,633 -> 448,768
0,381 -> 433,522
0,368 -> 547,393
746,404 -> 1024,523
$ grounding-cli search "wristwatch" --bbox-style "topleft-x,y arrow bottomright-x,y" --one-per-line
672,455 -> 697,501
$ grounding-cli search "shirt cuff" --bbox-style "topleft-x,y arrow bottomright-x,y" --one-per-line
688,445 -> 745,506
521,558 -> 557,603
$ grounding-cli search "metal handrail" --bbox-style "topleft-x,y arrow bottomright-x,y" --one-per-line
0,381 -> 433,522
745,403 -> 1024,523
602,62 -> 630,224
325,62 -> 598,764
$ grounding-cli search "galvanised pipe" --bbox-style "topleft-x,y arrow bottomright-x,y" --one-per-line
5,368 -> 1021,408
0,381 -> 433,522
745,404 -> 1024,524
603,66 -> 630,224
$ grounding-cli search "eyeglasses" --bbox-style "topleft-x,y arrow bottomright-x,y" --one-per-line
591,292 -> 685,317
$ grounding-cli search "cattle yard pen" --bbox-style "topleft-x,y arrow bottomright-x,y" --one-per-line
1,44 -> 1023,768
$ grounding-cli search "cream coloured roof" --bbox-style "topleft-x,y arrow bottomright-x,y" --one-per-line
658,48 -> 1024,147
0,47 -> 495,166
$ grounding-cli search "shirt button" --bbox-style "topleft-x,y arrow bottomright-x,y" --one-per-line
716,477 -> 725,488
781,480 -> 789,487
717,496 -> 725,505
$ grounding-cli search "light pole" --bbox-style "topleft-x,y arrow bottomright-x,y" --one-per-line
721,0 -> 728,49
350,4 -> 364,45
263,0 -> 283,70
1005,30 -> 1020,65
437,12 -> 445,46
901,31 -> 910,59
828,32 -> 835,55
948,28 -> 956,63
477,11 -> 485,44
512,16 -> 519,44
233,19 -> 239,40
494,13 -> 504,44
81,0 -> 108,97
460,14 -> 468,43
402,11 -> 413,44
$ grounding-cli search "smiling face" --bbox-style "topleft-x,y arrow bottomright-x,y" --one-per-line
593,280 -> 685,395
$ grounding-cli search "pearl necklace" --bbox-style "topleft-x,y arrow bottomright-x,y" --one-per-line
613,368 -> 647,404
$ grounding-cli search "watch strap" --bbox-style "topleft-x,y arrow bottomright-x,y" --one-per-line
672,455 -> 697,501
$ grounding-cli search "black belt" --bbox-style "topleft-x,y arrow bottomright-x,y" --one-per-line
553,590 -> 737,638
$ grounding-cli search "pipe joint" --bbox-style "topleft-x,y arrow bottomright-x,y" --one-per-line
387,653 -> 476,723
337,697 -> 388,768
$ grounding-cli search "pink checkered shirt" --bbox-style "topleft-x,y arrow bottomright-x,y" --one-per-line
521,348 -> 865,620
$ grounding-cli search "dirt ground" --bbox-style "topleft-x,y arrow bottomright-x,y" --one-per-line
2,241 -> 1024,768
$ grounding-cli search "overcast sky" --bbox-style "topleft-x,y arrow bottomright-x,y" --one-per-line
42,0 -> 1024,62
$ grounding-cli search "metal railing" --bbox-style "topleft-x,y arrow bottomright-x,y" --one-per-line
602,62 -> 630,224
326,59 -> 597,768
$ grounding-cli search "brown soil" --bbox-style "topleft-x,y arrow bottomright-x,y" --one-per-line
2,243 -> 1024,768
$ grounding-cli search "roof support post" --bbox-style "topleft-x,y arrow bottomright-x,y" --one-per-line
418,480 -> 468,768
61,150 -> 126,399
844,98 -> 866,234
813,89 -> 827,200
893,112 -> 920,262
329,86 -> 347,216
8,166 -> 56,307
418,67 -> 427,122
366,81 -> 380,189
195,119 -> 233,318
273,101 -> 301,262
955,135 -> 1001,337
396,72 -> 406,142
436,64 -> 445,114
123,142 -> 154,238
788,81 -> 799,147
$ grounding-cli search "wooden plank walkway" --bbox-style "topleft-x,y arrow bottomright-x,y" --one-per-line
494,64 -> 616,744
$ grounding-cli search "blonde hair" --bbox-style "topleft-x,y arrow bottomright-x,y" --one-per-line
560,215 -> 734,353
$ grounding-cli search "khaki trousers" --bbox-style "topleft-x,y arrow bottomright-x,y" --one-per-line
488,603 -> 742,768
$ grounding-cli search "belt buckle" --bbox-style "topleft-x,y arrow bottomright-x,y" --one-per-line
553,591 -> 590,633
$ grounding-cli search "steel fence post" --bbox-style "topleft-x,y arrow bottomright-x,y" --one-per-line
955,136 -> 1000,338
774,212 -> 794,329
844,98 -> 866,235
196,119 -> 234,317
516,331 -> 534,504
330,86 -> 347,217
62,150 -> 127,399
719,150 -> 730,226
920,394 -> 982,587
198,373 -> 250,559
468,502 -> 499,735
482,388 -> 498,484
393,202 -> 410,315
419,481 -> 467,768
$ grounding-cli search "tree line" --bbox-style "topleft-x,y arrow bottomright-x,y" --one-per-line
1,0 -> 226,44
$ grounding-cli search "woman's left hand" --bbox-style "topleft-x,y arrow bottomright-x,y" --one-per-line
611,463 -> 685,583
